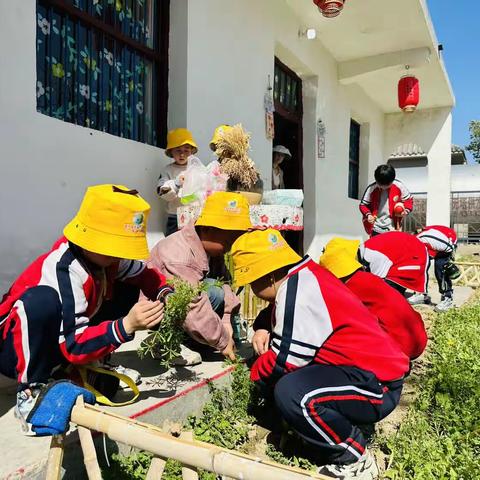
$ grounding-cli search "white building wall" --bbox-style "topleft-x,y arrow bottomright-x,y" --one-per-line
0,1 -> 168,293
384,108 -> 452,226
171,0 -> 386,259
1,0 -> 390,291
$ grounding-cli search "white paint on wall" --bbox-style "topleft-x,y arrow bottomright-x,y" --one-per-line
0,0 -> 453,292
384,107 -> 452,226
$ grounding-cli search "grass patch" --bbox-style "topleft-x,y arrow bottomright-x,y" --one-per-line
380,302 -> 480,479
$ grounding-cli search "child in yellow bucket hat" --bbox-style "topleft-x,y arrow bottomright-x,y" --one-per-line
147,191 -> 252,365
319,237 -> 427,361
0,184 -> 172,434
157,128 -> 198,236
230,229 -> 410,477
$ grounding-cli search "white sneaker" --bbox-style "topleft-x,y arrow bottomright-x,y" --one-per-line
434,297 -> 454,313
99,361 -> 142,385
171,344 -> 202,367
318,450 -> 379,480
14,384 -> 44,436
408,293 -> 427,305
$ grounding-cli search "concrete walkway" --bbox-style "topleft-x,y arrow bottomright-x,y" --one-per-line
0,334 -> 251,479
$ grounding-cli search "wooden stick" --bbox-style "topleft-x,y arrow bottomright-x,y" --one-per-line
145,456 -> 167,480
180,432 -> 199,480
45,434 -> 65,480
71,403 -> 329,479
76,398 -> 102,480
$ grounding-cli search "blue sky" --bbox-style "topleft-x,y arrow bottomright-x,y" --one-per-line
427,0 -> 480,162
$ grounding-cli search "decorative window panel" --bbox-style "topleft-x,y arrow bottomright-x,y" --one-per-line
274,61 -> 301,116
36,0 -> 169,146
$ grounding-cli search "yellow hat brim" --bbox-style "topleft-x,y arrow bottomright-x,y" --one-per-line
195,213 -> 252,231
234,249 -> 302,287
64,217 -> 150,260
165,141 -> 198,158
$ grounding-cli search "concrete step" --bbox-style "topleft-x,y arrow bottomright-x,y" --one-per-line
1,334 -> 251,479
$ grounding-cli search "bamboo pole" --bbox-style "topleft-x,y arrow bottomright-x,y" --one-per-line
180,432 -> 199,480
71,403 -> 329,480
45,434 -> 65,480
76,397 -> 102,480
145,457 -> 167,480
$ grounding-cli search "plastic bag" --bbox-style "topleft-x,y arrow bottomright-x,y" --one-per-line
179,156 -> 227,205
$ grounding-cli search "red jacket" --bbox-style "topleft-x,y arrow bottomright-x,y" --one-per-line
0,237 -> 167,365
359,232 -> 429,293
359,180 -> 413,235
346,271 -> 427,359
250,258 -> 409,387
416,225 -> 457,258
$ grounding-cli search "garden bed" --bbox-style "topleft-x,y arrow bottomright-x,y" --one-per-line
106,295 -> 480,479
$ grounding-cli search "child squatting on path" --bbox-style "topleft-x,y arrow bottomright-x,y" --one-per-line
157,128 -> 198,236
231,229 -> 409,480
319,238 -> 428,362
411,225 -> 459,312
358,231 -> 430,297
147,191 -> 252,365
0,185 -> 170,434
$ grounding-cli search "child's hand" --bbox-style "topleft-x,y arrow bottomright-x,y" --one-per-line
367,214 -> 376,224
252,329 -> 270,355
221,337 -> 236,361
122,300 -> 164,334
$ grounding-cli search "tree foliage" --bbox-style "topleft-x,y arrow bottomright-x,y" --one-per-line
465,120 -> 480,162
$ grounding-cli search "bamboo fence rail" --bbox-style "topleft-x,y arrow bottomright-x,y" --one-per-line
45,400 -> 330,480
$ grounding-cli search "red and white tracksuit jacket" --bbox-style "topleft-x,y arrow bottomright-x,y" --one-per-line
359,232 -> 429,293
250,258 -> 409,387
0,237 -> 167,366
416,225 -> 457,258
359,180 -> 413,235
345,270 -> 427,359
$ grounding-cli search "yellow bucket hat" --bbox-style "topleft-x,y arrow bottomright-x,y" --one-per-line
231,229 -> 302,287
209,124 -> 233,151
195,192 -> 252,231
165,128 -> 198,158
319,238 -> 362,279
64,184 -> 151,260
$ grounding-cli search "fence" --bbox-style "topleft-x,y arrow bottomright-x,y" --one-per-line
46,397 -> 328,480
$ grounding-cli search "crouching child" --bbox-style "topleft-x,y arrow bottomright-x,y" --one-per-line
147,191 -> 252,365
231,229 -> 410,479
0,185 -> 169,434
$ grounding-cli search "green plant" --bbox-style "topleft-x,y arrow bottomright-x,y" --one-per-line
138,278 -> 220,368
380,302 -> 480,479
265,443 -> 316,472
188,363 -> 256,450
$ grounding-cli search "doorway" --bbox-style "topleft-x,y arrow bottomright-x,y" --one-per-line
273,58 -> 304,254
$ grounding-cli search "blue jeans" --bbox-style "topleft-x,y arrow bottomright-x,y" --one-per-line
204,278 -> 225,317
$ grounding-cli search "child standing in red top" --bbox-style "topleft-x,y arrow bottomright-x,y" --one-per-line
231,229 -> 409,479
360,164 -> 413,236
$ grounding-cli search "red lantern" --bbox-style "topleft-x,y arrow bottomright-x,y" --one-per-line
398,75 -> 420,113
313,0 -> 346,18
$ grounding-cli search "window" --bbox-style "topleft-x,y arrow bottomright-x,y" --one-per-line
348,119 -> 360,199
274,59 -> 302,120
36,0 -> 169,146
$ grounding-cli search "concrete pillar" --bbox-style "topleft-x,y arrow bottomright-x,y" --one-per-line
426,113 -> 452,225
